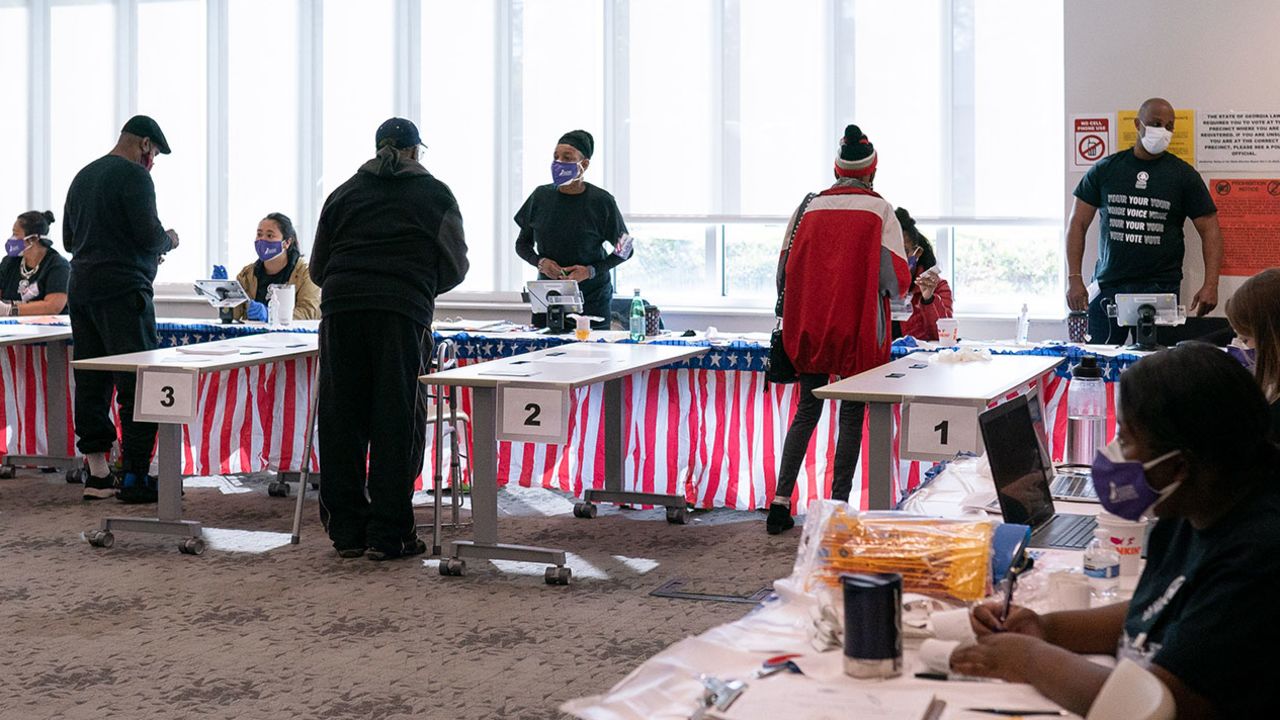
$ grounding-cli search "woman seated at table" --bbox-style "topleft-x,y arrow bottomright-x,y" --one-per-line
951,342 -> 1280,718
894,207 -> 952,341
1225,267 -> 1280,440
1,210 -> 69,316
233,212 -> 320,322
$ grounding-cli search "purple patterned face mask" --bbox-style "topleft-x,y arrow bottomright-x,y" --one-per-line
255,239 -> 285,262
551,161 -> 581,187
5,237 -> 24,257
1090,440 -> 1181,521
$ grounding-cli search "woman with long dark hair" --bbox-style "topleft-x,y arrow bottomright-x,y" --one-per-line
232,212 -> 320,321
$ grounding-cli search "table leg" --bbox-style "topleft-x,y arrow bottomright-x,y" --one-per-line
445,386 -> 569,582
4,341 -> 80,478
580,377 -> 689,523
866,402 -> 895,511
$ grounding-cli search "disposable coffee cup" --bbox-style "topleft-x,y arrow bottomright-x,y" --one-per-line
270,284 -> 296,326
1049,571 -> 1093,610
936,318 -> 959,346
929,607 -> 977,642
1095,512 -> 1147,577
841,572 -> 903,679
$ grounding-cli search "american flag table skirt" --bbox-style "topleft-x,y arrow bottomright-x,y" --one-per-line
0,321 -> 1141,511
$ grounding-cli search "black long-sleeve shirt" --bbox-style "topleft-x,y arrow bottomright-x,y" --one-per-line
514,183 -> 630,291
311,148 -> 468,327
62,154 -> 174,303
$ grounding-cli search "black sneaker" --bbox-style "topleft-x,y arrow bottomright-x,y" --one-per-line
82,473 -> 117,500
766,503 -> 795,535
116,473 -> 158,504
336,547 -> 366,559
367,536 -> 428,562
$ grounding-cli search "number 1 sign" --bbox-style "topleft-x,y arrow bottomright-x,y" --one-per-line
901,401 -> 981,461
133,366 -> 201,424
496,384 -> 571,445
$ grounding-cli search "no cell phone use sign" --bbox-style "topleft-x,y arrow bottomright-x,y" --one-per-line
1073,115 -> 1113,168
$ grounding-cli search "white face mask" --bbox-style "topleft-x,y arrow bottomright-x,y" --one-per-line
1140,125 -> 1173,155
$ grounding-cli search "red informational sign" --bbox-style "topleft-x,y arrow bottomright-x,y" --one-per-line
1209,178 -> 1280,276
1073,116 -> 1111,168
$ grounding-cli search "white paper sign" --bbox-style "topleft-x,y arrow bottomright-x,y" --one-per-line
1072,114 -> 1113,169
133,366 -> 200,424
1198,111 -> 1280,169
902,401 -> 980,461
496,384 -> 570,444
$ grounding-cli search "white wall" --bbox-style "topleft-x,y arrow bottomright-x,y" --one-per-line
1064,0 -> 1280,314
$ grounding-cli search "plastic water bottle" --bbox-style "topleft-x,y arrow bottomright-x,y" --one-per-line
629,289 -> 645,341
1016,303 -> 1030,345
1083,529 -> 1120,603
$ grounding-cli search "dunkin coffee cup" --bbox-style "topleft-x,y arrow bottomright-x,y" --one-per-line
1095,512 -> 1148,577
936,318 -> 959,345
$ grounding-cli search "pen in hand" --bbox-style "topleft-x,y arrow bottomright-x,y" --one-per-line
999,555 -> 1035,628
965,708 -> 1067,717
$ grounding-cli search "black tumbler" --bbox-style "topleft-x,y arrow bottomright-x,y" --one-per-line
841,572 -> 903,679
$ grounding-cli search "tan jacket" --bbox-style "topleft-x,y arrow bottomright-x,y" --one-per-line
232,258 -> 322,321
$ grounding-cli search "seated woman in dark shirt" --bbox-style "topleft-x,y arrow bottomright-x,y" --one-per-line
1226,268 -> 1280,441
951,343 -> 1280,718
232,212 -> 320,322
1,210 -> 70,316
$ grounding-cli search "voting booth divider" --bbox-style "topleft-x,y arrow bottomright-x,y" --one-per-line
0,321 -> 1136,512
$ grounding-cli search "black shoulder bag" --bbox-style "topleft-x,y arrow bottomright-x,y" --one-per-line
766,193 -> 818,385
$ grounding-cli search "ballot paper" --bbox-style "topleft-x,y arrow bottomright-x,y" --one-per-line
710,675 -> 938,719
478,367 -> 540,377
0,324 -> 52,337
176,345 -> 240,356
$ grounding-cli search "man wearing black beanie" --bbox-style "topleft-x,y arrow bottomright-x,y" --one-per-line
766,124 -> 912,534
514,129 -> 632,329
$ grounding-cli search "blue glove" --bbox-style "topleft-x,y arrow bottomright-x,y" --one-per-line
246,300 -> 268,322
211,265 -> 228,280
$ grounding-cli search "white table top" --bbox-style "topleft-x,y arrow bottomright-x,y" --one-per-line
70,333 -> 318,373
0,323 -> 74,345
814,354 -> 1064,406
420,342 -> 708,389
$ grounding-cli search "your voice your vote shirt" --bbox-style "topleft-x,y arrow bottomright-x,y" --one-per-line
1073,148 -> 1216,287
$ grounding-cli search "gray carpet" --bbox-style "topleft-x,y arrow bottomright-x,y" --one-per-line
0,471 -> 799,719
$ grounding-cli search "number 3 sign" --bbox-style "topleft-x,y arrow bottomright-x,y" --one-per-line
901,401 -> 980,461
496,384 -> 571,445
133,366 -> 200,424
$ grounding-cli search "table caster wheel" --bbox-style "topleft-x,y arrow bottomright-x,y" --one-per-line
66,467 -> 86,484
87,530 -> 114,548
0,465 -> 15,479
573,501 -> 597,519
179,537 -> 206,555
267,481 -> 289,498
666,506 -> 688,525
544,566 -> 572,586
440,558 -> 466,576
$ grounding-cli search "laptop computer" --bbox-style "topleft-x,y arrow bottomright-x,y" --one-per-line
1023,388 -> 1099,503
980,394 -> 1098,550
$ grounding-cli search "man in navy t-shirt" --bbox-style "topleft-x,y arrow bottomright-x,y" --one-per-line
1066,97 -> 1223,345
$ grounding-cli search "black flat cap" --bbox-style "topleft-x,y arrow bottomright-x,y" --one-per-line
121,115 -> 171,154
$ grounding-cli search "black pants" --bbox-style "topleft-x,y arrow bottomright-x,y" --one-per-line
532,281 -> 612,331
317,312 -> 432,552
774,373 -> 866,504
70,291 -> 159,475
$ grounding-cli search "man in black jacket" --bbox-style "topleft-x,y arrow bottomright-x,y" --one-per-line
63,115 -> 179,503
310,117 -> 468,560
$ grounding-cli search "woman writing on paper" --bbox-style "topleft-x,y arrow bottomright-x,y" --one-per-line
952,343 -> 1280,718
232,212 -> 320,322
0,210 -> 70,316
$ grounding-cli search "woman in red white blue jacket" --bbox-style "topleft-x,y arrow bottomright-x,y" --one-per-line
767,125 -> 911,534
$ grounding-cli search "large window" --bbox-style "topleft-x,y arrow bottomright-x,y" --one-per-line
0,3 -> 28,217
14,0 -> 1065,316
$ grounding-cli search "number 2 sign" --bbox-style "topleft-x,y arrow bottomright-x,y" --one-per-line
133,366 -> 200,424
901,401 -> 980,461
496,384 -> 571,445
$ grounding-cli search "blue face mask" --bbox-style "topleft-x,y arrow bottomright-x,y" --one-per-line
551,161 -> 581,187
1090,440 -> 1181,521
5,237 -> 24,257
255,239 -> 285,262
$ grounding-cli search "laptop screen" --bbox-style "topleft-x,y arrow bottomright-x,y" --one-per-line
979,395 -> 1056,528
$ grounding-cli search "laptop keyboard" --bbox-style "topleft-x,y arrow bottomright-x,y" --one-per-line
1051,473 -> 1098,501
1032,514 -> 1098,549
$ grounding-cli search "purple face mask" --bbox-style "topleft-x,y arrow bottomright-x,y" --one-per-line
1090,440 -> 1181,521
255,239 -> 285,262
551,161 -> 580,187
5,237 -> 24,257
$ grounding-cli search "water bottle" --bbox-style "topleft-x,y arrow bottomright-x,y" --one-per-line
1083,529 -> 1120,603
1066,356 -> 1108,465
629,289 -> 645,342
1016,303 -> 1030,345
